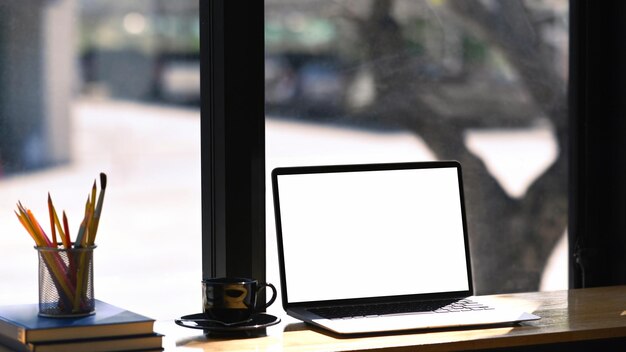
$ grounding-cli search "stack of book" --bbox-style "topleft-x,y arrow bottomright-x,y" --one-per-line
0,300 -> 162,352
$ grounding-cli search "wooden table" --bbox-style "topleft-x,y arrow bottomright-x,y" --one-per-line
156,286 -> 626,351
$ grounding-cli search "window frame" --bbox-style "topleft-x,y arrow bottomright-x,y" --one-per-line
200,0 -> 265,282
568,0 -> 626,288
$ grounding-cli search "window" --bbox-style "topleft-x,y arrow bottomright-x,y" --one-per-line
0,1 -> 201,320
4,0 -> 624,327
263,0 -> 569,296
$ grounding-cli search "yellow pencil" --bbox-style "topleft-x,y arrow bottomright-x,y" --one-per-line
26,209 -> 52,247
48,193 -> 69,249
15,211 -> 44,247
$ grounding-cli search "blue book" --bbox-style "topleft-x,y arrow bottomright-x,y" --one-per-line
0,300 -> 154,344
0,333 -> 163,352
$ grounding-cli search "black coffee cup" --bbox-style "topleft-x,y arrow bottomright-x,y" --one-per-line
202,277 -> 277,324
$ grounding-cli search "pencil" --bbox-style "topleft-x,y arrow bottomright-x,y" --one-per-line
26,209 -> 52,247
17,203 -> 49,247
48,194 -> 69,247
15,211 -> 44,247
18,205 -> 76,305
63,211 -> 71,247
48,194 -> 58,247
89,173 -> 107,245
74,197 -> 91,248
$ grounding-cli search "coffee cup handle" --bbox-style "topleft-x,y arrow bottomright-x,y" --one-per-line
256,282 -> 277,311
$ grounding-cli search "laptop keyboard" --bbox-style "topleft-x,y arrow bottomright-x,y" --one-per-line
309,299 -> 493,320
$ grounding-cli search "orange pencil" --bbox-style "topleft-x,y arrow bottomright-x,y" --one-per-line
26,209 -> 52,247
15,211 -> 43,246
63,211 -> 71,247
17,203 -> 47,247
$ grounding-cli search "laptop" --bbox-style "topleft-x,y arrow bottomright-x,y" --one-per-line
271,161 -> 540,335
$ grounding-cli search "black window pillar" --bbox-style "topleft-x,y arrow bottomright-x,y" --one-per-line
200,0 -> 265,282
569,0 -> 626,288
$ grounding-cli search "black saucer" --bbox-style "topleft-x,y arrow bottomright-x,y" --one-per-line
175,313 -> 280,332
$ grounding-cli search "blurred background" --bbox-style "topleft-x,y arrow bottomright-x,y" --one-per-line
0,0 -> 202,321
0,0 -> 568,320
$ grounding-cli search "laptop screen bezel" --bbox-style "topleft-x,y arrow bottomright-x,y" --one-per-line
271,161 -> 474,310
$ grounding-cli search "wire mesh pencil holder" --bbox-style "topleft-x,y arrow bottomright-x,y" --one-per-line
36,244 -> 96,318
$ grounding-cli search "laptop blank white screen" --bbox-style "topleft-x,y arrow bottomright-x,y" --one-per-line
276,166 -> 470,304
